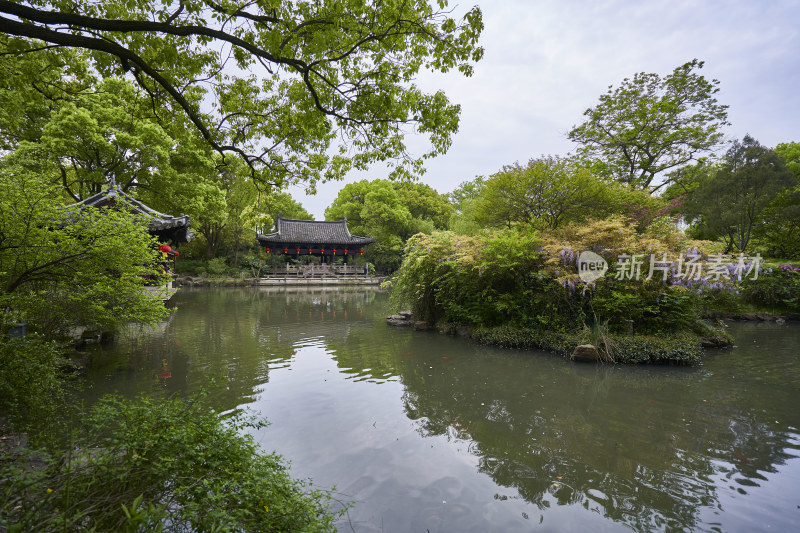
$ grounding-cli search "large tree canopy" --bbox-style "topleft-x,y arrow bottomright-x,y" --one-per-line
0,0 -> 483,187
685,136 -> 797,253
568,59 -> 729,191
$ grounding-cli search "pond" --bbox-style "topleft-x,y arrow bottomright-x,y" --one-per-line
83,287 -> 800,532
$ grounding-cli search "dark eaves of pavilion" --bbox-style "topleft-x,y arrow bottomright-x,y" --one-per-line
65,180 -> 194,244
256,215 -> 374,262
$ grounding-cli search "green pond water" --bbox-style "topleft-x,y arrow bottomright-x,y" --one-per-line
83,287 -> 800,532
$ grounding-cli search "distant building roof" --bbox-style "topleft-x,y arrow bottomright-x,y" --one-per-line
66,183 -> 194,243
257,215 -> 374,247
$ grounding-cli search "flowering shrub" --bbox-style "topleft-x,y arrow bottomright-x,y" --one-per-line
391,219 -> 722,335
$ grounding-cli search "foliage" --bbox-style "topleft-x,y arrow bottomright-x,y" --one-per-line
684,136 -> 797,252
751,142 -> 800,258
0,335 -> 66,433
390,218 -> 730,364
739,264 -> 800,312
0,162 -> 169,337
393,182 -> 454,230
0,35 -> 95,150
568,59 -> 729,191
471,156 -> 611,229
471,326 -> 703,365
775,141 -> 800,179
1,394 -> 341,532
0,1 -> 484,187
447,176 -> 486,235
473,156 -> 665,230
325,179 -> 451,271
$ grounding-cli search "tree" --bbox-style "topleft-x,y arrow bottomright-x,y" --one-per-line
446,176 -> 485,234
259,192 -> 313,233
0,151 -> 169,337
775,142 -> 800,180
471,156 -> 651,230
0,1 -> 484,187
325,179 -> 419,271
754,141 -> 800,257
568,60 -> 729,191
685,136 -> 797,252
393,182 -> 454,230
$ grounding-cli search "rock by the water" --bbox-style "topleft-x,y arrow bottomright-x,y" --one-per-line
571,344 -> 599,363
398,311 -> 412,319
413,321 -> 430,331
386,315 -> 413,327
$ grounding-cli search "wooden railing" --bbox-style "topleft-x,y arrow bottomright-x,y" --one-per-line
266,264 -> 368,277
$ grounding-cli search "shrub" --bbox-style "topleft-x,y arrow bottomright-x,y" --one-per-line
0,335 -> 67,433
1,394 -> 341,532
740,265 -> 800,312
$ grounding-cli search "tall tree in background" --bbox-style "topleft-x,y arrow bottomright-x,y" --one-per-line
325,179 -> 450,271
755,141 -> 800,257
685,136 -> 797,252
569,60 -> 729,191
0,1 -> 483,188
472,156 -> 614,229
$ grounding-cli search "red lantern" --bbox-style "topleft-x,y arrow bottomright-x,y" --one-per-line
321,248 -> 325,254
158,244 -> 172,253
296,248 -> 300,254
344,249 -> 349,255
359,249 -> 364,255
308,248 -> 313,254
283,248 -> 288,254
173,251 -> 180,257
333,249 -> 336,255
266,248 -> 271,254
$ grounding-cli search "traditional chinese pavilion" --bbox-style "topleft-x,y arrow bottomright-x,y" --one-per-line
257,215 -> 374,263
66,181 -> 194,244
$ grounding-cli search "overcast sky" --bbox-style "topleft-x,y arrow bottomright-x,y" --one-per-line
291,0 -> 800,219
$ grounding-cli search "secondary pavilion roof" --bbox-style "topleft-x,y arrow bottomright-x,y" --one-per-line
257,215 -> 375,248
66,182 -> 194,243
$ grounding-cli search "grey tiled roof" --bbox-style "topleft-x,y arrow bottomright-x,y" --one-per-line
257,216 -> 375,246
65,184 -> 194,242
69,185 -> 192,231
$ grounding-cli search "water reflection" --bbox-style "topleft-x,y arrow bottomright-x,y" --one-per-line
84,289 -> 800,532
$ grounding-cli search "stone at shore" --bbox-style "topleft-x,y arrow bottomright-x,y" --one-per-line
571,344 -> 599,363
386,315 -> 413,327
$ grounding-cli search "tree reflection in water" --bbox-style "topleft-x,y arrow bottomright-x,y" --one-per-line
85,289 -> 800,532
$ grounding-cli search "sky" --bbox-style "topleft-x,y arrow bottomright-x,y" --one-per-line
291,0 -> 800,219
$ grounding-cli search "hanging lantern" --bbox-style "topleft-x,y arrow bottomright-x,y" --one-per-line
283,248 -> 288,254
158,244 -> 172,253
296,248 -> 301,254
344,249 -> 349,255
333,249 -> 336,255
308,248 -> 313,254
265,248 -> 271,254
321,248 -> 325,254
359,249 -> 364,255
